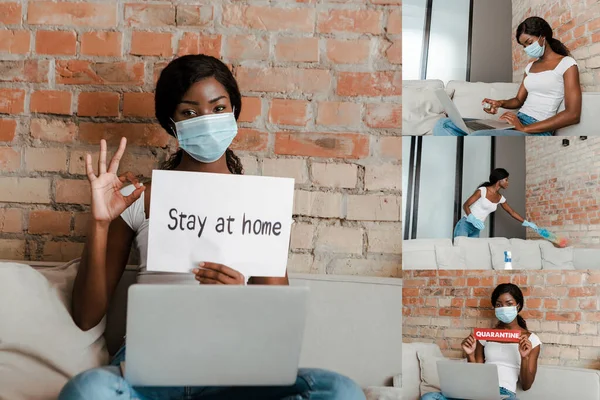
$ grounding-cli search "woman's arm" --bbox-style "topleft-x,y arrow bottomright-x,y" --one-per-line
249,271 -> 289,285
500,78 -> 529,110
72,218 -> 134,331
500,202 -> 525,223
522,66 -> 582,133
463,190 -> 482,216
520,341 -> 541,390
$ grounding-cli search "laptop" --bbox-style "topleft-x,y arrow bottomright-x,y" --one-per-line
437,360 -> 512,400
435,89 -> 514,133
124,284 -> 309,386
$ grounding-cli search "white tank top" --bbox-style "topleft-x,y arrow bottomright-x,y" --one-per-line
119,185 -> 250,284
468,187 -> 506,222
480,332 -> 542,393
519,56 -> 578,122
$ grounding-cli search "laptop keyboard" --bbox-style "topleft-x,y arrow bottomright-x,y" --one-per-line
465,121 -> 494,131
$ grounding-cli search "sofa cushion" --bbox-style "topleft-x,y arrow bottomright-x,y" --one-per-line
573,248 -> 600,270
402,342 -> 444,400
516,365 -> 600,400
417,349 -> 446,394
403,239 -> 453,270
555,92 -> 600,136
489,240 -> 542,270
435,245 -> 466,270
402,85 -> 455,136
539,241 -> 575,270
446,81 -> 520,120
454,237 -> 510,269
0,260 -> 108,400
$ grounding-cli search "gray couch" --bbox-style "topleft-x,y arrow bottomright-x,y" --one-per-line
402,342 -> 600,400
403,237 -> 600,270
27,261 -> 403,396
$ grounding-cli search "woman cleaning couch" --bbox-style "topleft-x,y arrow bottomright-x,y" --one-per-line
58,54 -> 365,400
454,168 -> 538,239
421,283 -> 541,400
434,16 -> 581,136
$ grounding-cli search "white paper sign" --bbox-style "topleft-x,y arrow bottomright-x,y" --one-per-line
146,170 -> 294,278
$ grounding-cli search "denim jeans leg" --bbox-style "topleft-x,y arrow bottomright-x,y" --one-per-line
420,392 -> 453,400
58,366 -> 146,400
433,118 -> 469,136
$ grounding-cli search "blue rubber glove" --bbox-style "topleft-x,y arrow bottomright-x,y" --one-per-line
522,220 -> 538,231
466,213 -> 485,230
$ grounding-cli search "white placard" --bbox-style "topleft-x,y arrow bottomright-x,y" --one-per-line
147,170 -> 294,278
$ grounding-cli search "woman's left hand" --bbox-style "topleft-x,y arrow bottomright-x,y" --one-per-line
193,262 -> 245,285
519,334 -> 533,359
500,112 -> 526,132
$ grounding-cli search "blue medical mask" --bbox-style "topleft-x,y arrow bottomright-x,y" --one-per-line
495,306 -> 518,324
524,37 -> 545,58
173,112 -> 237,163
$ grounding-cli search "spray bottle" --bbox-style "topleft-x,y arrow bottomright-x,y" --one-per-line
504,251 -> 512,270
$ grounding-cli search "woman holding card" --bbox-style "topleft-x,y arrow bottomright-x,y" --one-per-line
421,283 -> 541,400
59,55 -> 365,400
454,168 -> 538,239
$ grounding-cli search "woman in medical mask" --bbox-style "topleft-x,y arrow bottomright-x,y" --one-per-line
421,283 -> 541,400
59,55 -> 365,400
434,16 -> 581,136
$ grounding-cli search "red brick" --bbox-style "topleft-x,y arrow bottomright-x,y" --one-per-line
31,90 -> 72,115
0,89 -> 25,114
370,0 -> 401,3
55,179 -> 91,205
546,312 -> 581,322
365,103 -> 401,128
78,122 -> 172,148
28,210 -> 71,235
56,61 -> 144,85
230,129 -> 268,152
386,40 -> 401,64
579,298 -> 598,310
275,132 -> 369,159
569,287 -> 598,297
544,298 -> 558,309
318,10 -> 382,34
28,2 -> 117,27
176,5 -> 213,27
0,147 -> 20,172
337,71 -> 401,97
223,5 -> 315,33
0,30 -> 30,54
269,99 -> 309,126
30,119 -> 76,143
326,39 -> 370,64
238,97 -> 262,123
317,102 -> 362,127
387,8 -> 401,35
0,2 -> 21,25
78,92 -> 120,117
0,60 -> 49,83
0,208 -> 22,233
0,119 -> 16,142
25,147 -> 68,172
123,93 -> 155,118
73,212 -> 91,236
125,4 -> 176,27
42,241 -> 85,262
130,31 -> 173,57
275,37 -> 319,62
0,177 -> 51,204
35,30 -> 76,55
380,137 -> 401,160
177,33 -> 222,58
236,67 -> 332,95
0,239 -> 25,260
81,31 -> 122,57
225,35 -> 269,60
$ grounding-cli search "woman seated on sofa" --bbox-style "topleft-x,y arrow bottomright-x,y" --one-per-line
434,16 -> 581,136
454,168 -> 538,239
422,283 -> 541,400
58,54 -> 364,400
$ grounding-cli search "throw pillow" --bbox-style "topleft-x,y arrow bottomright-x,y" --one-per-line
402,87 -> 455,135
539,242 -> 575,269
0,260 -> 108,400
435,246 -> 467,270
417,350 -> 466,395
489,243 -> 512,270
509,239 -> 543,269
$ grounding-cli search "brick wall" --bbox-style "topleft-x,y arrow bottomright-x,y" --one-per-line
0,0 -> 401,277
525,137 -> 600,248
512,0 -> 600,91
403,270 -> 600,369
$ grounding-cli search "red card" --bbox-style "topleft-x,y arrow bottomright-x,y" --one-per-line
474,328 -> 521,343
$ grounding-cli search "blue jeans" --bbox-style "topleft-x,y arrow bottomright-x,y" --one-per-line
58,345 -> 365,400
420,386 -> 518,400
453,217 -> 481,239
433,112 -> 553,136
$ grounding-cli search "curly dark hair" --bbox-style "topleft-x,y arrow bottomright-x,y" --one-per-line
154,54 -> 243,174
516,16 -> 570,57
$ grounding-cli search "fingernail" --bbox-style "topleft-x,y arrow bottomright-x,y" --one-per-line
192,268 -> 199,274
198,262 -> 205,267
